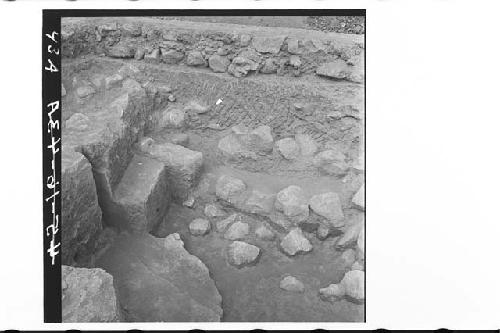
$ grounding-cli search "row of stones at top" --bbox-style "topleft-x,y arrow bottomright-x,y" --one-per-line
62,21 -> 364,82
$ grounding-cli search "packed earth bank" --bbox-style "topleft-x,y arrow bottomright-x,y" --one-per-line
61,17 -> 365,322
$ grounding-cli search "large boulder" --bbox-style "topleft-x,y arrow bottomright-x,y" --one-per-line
309,192 -> 345,228
96,233 -> 223,322
62,265 -> 121,322
147,142 -> 203,201
280,227 -> 313,256
275,185 -> 309,223
114,154 -> 169,233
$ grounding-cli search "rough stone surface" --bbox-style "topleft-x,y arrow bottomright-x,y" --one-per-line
289,55 -> 301,68
352,261 -> 364,271
352,184 -> 365,210
208,55 -> 230,73
61,151 -> 102,266
316,224 -> 332,241
161,48 -> 184,64
96,233 -> 223,321
144,48 -> 160,63
170,133 -> 189,147
336,217 -> 364,249
114,154 -> 169,233
204,203 -> 226,218
147,142 -> 203,201
62,265 -> 121,322
260,58 -> 279,74
357,226 -> 365,260
276,138 -> 300,160
341,270 -> 365,301
255,225 -> 275,241
227,241 -> 260,268
340,249 -> 357,268
62,84 -> 67,96
228,54 -> 259,78
184,101 -> 209,114
136,137 -> 154,153
224,221 -> 250,241
216,213 -> 239,232
189,218 -> 211,236
275,185 -> 309,223
313,149 -> 349,176
252,36 -> 285,54
279,275 -> 305,293
280,227 -> 313,256
160,108 -> 185,129
309,192 -> 345,227
186,50 -> 207,66
215,175 -> 247,204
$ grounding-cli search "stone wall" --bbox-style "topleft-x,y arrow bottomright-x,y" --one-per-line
61,17 -> 364,83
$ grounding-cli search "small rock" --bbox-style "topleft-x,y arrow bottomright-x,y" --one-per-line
341,270 -> 364,301
352,184 -> 365,210
228,54 -> 260,78
189,218 -> 211,236
170,133 -> 189,147
316,224 -> 331,241
161,49 -> 184,64
90,74 -> 105,90
215,175 -> 246,204
336,219 -> 363,249
252,36 -> 285,54
186,51 -> 207,66
239,34 -> 252,47
204,204 -> 226,218
276,138 -> 300,160
316,60 -> 352,81
280,276 -> 305,293
104,74 -> 124,90
227,241 -> 260,268
216,213 -> 239,232
66,113 -> 90,131
319,283 -> 345,302
224,221 -> 249,241
268,213 -> 293,232
76,85 -> 95,98
313,149 -> 349,176
295,133 -> 318,156
255,225 -> 275,241
168,94 -> 176,102
208,55 -> 230,73
144,48 -> 160,63
280,227 -> 312,256
136,137 -> 154,153
275,185 -> 309,223
61,84 -> 66,97
260,58 -> 279,74
289,55 -> 301,68
122,23 -> 142,37
309,192 -> 344,227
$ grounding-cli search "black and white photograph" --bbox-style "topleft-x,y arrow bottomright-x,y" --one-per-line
59,13 -> 365,322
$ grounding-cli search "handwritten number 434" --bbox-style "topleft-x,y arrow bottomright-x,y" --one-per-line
44,31 -> 59,73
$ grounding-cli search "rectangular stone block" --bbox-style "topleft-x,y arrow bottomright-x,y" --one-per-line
147,142 -> 203,202
114,154 -> 170,233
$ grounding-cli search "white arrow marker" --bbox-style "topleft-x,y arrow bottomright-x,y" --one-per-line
216,98 -> 223,105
